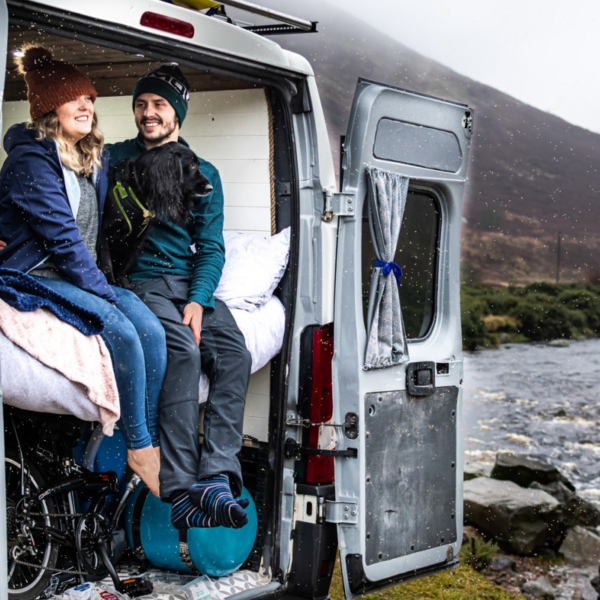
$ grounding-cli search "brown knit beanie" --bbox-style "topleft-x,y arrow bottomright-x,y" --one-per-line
15,45 -> 97,119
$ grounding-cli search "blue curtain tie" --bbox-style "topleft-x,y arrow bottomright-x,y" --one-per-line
375,260 -> 403,286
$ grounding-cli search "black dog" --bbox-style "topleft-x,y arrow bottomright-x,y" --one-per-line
99,142 -> 213,286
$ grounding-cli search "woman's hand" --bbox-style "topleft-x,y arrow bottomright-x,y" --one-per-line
183,301 -> 204,345
0,240 -> 6,251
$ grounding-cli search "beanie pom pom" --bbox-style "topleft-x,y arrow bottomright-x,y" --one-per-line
16,45 -> 54,75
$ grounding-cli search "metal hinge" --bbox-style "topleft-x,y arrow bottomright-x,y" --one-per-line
325,500 -> 358,524
323,190 -> 355,221
284,438 -> 358,460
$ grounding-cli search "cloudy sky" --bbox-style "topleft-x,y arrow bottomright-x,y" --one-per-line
331,0 -> 600,134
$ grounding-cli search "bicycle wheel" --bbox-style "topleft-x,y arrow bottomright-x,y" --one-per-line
5,448 -> 60,600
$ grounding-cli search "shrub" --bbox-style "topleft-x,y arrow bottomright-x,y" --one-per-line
510,298 -> 572,340
461,294 -> 488,350
558,289 -> 600,331
483,315 -> 519,333
460,282 -> 600,347
524,282 -> 564,297
459,535 -> 499,571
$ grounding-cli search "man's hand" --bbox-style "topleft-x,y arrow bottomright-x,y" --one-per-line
182,302 -> 204,345
0,240 -> 6,251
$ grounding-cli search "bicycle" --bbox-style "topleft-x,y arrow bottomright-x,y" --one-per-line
4,407 -> 152,599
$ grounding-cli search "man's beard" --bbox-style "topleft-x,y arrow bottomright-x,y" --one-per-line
137,117 -> 177,145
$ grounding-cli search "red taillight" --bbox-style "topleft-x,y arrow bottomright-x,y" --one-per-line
140,12 -> 195,38
306,324 -> 335,484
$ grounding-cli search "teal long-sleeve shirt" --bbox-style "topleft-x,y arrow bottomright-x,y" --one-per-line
107,135 -> 225,310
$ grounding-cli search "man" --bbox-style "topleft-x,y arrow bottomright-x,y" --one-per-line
109,65 -> 252,530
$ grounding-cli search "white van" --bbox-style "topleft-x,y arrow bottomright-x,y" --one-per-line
0,1 -> 474,599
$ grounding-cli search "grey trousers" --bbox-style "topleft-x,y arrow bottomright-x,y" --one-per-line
130,276 -> 252,501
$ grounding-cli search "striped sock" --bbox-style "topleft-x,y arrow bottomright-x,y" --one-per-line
188,474 -> 248,529
170,490 -> 219,530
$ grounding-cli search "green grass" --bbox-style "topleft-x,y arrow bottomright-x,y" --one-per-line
329,558 -> 525,600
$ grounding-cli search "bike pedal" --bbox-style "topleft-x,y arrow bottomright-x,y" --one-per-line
116,577 -> 153,597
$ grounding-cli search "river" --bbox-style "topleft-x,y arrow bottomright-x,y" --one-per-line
463,338 -> 600,507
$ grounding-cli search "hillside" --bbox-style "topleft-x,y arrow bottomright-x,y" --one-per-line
255,1 -> 600,285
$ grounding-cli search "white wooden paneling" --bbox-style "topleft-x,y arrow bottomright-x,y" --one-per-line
188,89 -> 267,114
185,136 -> 269,161
211,160 -> 270,189
224,206 -> 271,232
184,112 -> 268,137
222,183 -> 271,208
0,100 -> 28,162
1,88 -> 274,441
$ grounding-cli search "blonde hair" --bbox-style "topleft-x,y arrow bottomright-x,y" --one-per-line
28,111 -> 104,176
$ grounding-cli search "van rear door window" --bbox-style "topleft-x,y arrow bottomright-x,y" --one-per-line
374,118 -> 462,173
362,190 -> 439,339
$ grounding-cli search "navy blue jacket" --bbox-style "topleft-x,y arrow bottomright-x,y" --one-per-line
0,124 -> 116,302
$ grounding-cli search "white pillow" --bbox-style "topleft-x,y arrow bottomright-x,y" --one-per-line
214,227 -> 291,312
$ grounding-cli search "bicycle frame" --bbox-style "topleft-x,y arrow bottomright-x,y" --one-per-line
6,410 -> 151,598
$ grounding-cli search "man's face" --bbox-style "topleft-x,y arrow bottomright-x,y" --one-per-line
134,93 -> 179,147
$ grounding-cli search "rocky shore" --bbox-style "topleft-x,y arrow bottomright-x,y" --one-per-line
464,453 -> 600,598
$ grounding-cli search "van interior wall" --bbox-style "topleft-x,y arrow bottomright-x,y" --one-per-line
2,29 -> 274,444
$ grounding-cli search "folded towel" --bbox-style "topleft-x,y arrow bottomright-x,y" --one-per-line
0,299 -> 119,435
0,267 -> 104,335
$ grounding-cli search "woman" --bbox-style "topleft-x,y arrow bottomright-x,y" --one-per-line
0,45 -> 164,497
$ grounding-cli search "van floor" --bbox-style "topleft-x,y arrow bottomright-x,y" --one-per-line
90,564 -> 272,600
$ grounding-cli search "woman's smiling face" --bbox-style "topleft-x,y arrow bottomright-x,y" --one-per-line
55,95 -> 95,144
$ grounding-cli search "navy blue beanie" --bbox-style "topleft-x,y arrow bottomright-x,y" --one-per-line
133,65 -> 190,125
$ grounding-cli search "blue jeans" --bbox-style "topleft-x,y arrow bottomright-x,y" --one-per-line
31,277 -> 166,450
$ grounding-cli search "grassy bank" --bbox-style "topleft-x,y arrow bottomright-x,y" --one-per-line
461,282 -> 600,350
329,558 -> 524,599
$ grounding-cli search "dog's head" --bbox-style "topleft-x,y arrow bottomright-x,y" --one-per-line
133,142 -> 213,227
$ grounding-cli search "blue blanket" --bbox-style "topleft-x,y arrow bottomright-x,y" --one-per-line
0,268 -> 104,336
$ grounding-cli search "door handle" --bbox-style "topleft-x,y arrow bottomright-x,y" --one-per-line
406,361 -> 435,396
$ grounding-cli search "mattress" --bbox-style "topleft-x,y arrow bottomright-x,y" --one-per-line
0,295 -> 285,418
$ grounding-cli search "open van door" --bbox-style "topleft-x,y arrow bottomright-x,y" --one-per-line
331,78 -> 473,598
0,0 -> 9,590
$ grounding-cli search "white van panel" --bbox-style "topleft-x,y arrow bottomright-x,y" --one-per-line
243,363 -> 271,442
306,75 -> 336,324
26,0 -> 314,75
0,87 -> 273,442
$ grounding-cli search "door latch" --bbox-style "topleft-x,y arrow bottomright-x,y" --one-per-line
406,361 -> 435,396
284,438 -> 358,460
323,191 -> 355,221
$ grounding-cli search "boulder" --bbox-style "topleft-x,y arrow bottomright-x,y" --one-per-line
491,453 -> 575,491
464,461 -> 493,481
529,481 -> 573,504
559,526 -> 600,565
530,481 -> 600,528
547,339 -> 569,347
521,576 -> 555,599
490,555 -> 516,572
464,477 -> 560,555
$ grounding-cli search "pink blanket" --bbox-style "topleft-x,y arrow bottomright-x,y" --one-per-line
0,299 -> 120,435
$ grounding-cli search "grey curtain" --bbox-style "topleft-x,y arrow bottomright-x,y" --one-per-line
364,166 -> 410,370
